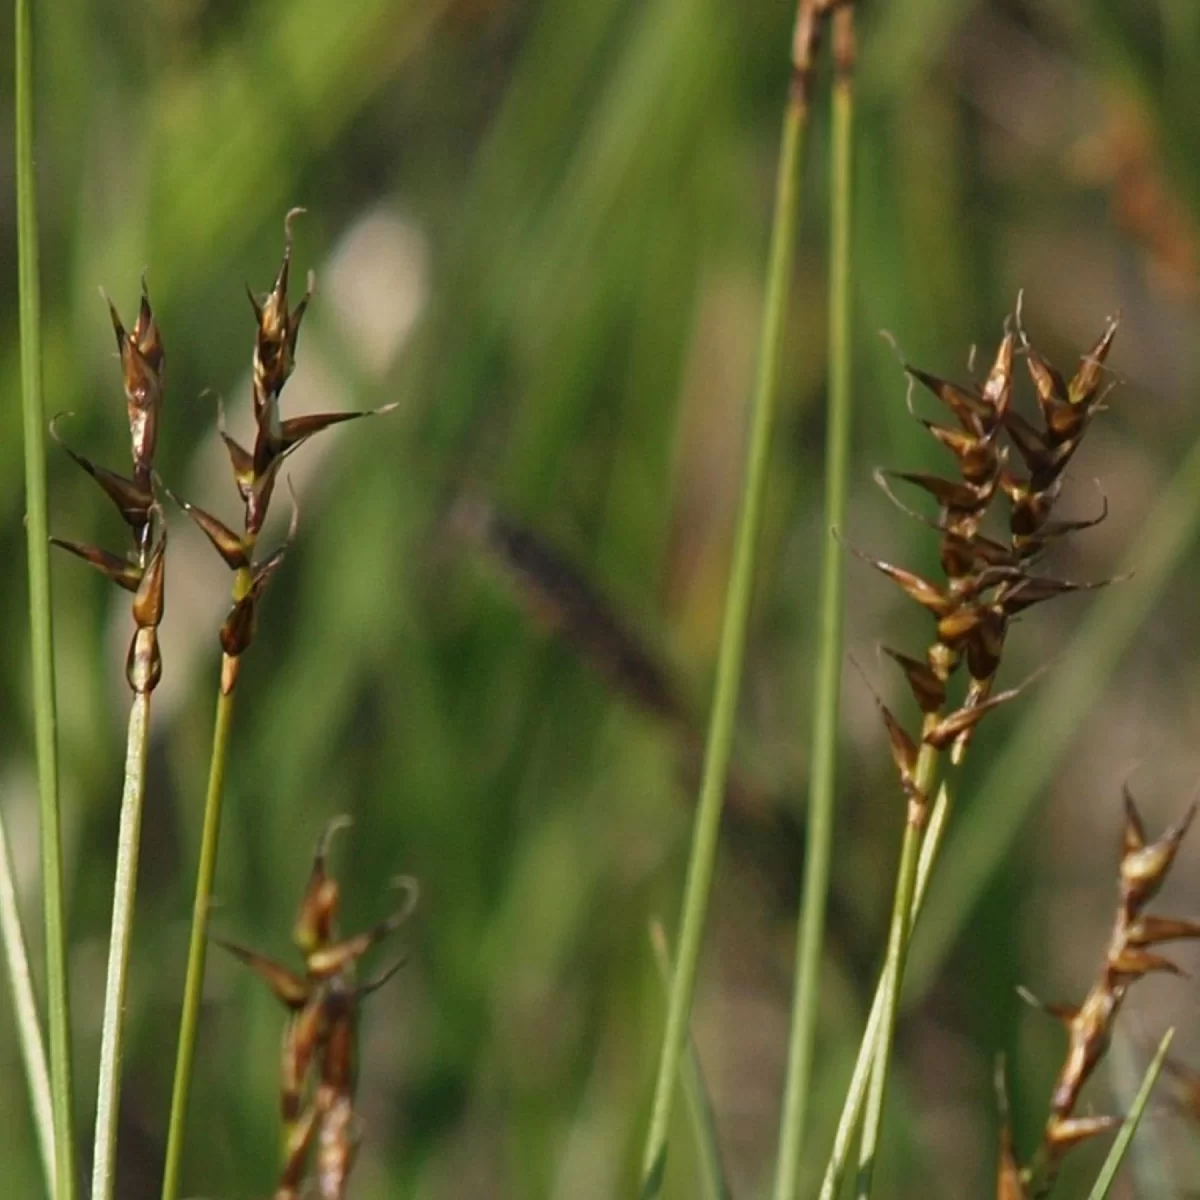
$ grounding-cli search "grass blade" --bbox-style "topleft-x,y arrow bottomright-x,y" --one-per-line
1085,1027 -> 1174,1200
16,0 -> 78,1192
637,5 -> 816,1193
773,6 -> 856,1196
648,922 -> 732,1200
0,801 -> 56,1193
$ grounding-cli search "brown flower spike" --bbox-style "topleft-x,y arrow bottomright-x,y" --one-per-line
214,818 -> 417,1200
997,792 -> 1199,1197
861,310 -> 1118,826
169,210 -> 397,692
51,280 -> 167,694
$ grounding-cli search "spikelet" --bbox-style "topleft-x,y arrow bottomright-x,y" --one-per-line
998,792 -> 1198,1197
168,210 -> 397,693
863,311 -> 1118,820
216,818 -> 418,1200
50,281 -> 167,694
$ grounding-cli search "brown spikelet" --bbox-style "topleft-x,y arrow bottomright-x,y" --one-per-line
218,819 -> 417,1199
1011,791 -> 1198,1194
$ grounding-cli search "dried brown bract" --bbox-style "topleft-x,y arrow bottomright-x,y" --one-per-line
863,311 -> 1118,823
169,211 -> 397,692
215,818 -> 417,1200
50,281 -> 167,694
997,792 -> 1199,1197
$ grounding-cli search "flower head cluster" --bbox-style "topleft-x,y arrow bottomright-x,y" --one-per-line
51,285 -> 167,694
215,819 -> 418,1200
864,313 -> 1119,813
996,792 -> 1200,1197
167,210 -> 396,692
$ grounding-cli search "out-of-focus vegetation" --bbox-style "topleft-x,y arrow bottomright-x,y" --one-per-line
3,1 -> 1200,1196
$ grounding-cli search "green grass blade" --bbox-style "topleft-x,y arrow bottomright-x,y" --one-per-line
1085,1027 -> 1174,1200
0,800 -> 56,1193
773,10 -> 855,1195
907,429 -> 1200,1002
818,779 -> 952,1200
92,690 -> 153,1200
648,922 -> 732,1200
637,15 -> 812,1193
161,679 -> 237,1200
16,0 -> 78,1193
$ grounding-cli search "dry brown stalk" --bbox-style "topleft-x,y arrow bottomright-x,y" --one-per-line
215,819 -> 418,1200
996,792 -> 1200,1198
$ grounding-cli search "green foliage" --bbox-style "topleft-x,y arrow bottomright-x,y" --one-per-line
3,1 -> 1200,1196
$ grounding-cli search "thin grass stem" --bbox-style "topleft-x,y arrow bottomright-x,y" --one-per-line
637,7 -> 816,1192
0,801 -> 56,1193
16,0 -> 78,1192
91,690 -> 153,1200
1084,1028 -> 1174,1200
852,742 -> 933,1200
773,7 -> 855,1194
818,776 -> 952,1200
648,922 -> 732,1200
161,672 -> 237,1200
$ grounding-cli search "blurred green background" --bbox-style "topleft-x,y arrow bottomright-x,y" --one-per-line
3,0 -> 1200,1196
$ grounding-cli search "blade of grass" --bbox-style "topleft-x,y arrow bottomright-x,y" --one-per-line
16,0 -> 78,1193
818,777 -> 953,1200
773,6 -> 855,1196
0,801 -> 56,1193
637,5 -> 818,1194
648,922 -> 732,1200
161,671 -> 237,1200
852,741 -> 935,1200
1084,1027 -> 1174,1200
91,690 -> 153,1200
906,428 -> 1200,1003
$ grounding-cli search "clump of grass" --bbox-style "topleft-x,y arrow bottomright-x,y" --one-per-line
213,818 -> 418,1198
824,311 -> 1121,1198
996,792 -> 1199,1198
49,284 -> 168,1200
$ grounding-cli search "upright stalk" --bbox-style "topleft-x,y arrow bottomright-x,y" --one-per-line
0,803 -> 56,1193
773,6 -> 855,1194
16,0 -> 77,1192
818,779 -> 954,1200
91,691 -> 153,1200
854,738 -> 937,1198
161,664 -> 238,1200
638,6 -> 819,1194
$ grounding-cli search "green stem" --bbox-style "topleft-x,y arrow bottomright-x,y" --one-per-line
816,779 -> 953,1200
0,800 -> 56,1194
1083,1028 -> 1174,1200
648,923 -> 732,1200
161,672 -> 237,1200
773,14 -> 854,1196
16,0 -> 78,1193
637,30 -> 812,1197
91,690 -> 152,1200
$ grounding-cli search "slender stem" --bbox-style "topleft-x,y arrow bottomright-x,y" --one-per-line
161,670 -> 237,1200
648,923 -> 732,1200
91,690 -> 153,1200
0,801 -> 56,1194
818,772 -> 951,1200
637,9 -> 816,1192
1083,1028 -> 1174,1200
773,8 -> 854,1195
16,0 -> 78,1193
